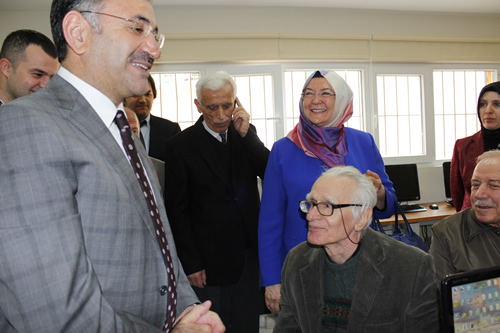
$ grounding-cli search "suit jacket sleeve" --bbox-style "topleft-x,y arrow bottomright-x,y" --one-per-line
238,125 -> 270,179
273,251 -> 302,333
164,139 -> 205,275
405,255 -> 441,332
0,105 -> 167,332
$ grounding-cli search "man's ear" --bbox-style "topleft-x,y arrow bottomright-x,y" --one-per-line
354,208 -> 373,232
194,99 -> 203,114
0,58 -> 13,79
62,10 -> 92,56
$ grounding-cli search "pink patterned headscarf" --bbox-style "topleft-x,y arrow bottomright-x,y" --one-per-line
287,70 -> 354,167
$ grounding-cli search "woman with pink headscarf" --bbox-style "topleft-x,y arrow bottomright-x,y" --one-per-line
258,70 -> 396,314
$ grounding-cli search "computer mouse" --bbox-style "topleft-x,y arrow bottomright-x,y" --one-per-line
429,203 -> 439,210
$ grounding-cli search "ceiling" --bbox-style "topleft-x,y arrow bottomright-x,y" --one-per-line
2,0 -> 500,14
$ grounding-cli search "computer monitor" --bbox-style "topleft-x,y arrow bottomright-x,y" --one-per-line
441,266 -> 500,333
385,163 -> 421,203
443,161 -> 452,199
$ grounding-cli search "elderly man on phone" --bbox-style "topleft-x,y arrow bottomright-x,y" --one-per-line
164,71 -> 270,332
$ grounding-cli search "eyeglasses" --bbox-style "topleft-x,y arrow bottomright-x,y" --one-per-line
80,11 -> 165,49
299,200 -> 361,216
301,91 -> 336,100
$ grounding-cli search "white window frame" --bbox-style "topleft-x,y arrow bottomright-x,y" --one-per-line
151,62 -> 500,164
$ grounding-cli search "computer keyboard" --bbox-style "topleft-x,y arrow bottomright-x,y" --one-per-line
400,203 -> 427,213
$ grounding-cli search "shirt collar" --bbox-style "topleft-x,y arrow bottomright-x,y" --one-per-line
202,120 -> 228,140
58,66 -> 122,128
142,113 -> 151,127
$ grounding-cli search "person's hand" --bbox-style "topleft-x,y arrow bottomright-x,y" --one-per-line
232,97 -> 250,137
265,284 -> 281,314
365,170 -> 386,209
173,301 -> 225,333
187,270 -> 207,288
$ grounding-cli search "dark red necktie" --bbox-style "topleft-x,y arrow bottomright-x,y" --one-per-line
114,110 -> 177,332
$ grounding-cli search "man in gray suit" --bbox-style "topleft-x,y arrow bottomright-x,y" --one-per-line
0,0 -> 224,332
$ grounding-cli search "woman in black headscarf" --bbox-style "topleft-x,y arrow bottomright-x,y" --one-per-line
450,81 -> 500,211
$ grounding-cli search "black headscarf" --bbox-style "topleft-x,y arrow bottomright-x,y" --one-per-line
478,81 -> 500,151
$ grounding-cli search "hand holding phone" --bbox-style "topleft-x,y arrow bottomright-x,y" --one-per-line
232,97 -> 250,137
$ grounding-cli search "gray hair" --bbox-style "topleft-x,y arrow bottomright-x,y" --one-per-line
319,166 -> 376,226
476,149 -> 500,165
196,71 -> 237,103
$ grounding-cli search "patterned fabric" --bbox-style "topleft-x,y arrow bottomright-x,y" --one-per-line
321,246 -> 360,332
287,70 -> 354,167
114,110 -> 177,332
323,298 -> 351,330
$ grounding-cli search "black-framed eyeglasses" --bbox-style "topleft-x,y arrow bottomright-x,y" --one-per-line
299,200 -> 361,216
80,11 -> 165,49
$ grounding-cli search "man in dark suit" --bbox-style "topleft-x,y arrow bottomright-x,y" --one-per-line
0,0 -> 224,331
124,74 -> 181,161
164,71 -> 270,332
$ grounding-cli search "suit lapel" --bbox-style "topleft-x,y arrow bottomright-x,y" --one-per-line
350,229 -> 385,326
50,76 -> 161,244
299,248 -> 324,332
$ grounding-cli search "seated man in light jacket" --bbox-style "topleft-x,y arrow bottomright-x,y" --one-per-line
275,166 -> 440,332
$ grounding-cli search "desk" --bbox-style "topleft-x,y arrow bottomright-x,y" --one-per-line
379,201 -> 456,226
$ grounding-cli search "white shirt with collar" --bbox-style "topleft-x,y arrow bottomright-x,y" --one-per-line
202,120 -> 228,143
58,66 -> 128,156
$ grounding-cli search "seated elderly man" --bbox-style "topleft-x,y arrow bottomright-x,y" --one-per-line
274,166 -> 440,332
430,150 -> 500,281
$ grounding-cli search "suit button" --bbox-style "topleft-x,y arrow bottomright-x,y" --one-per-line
159,285 -> 168,296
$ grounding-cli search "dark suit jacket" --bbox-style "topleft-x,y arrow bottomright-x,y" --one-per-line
148,114 -> 181,161
150,157 -> 165,195
275,228 -> 440,333
450,131 -> 483,212
164,116 -> 270,285
0,74 -> 197,332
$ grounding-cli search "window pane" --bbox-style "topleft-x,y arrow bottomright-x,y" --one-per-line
233,74 -> 274,148
376,75 -> 425,157
150,72 -> 200,131
151,72 -> 275,147
433,70 -> 493,160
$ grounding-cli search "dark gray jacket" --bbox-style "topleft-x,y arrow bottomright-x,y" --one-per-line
275,227 -> 440,333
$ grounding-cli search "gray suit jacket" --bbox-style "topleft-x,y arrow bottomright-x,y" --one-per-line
275,228 -> 440,333
0,74 -> 197,332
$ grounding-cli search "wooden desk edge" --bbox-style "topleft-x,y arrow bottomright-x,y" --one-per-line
379,201 -> 456,226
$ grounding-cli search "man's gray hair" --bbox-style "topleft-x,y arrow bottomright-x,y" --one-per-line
196,71 -> 237,103
320,166 -> 376,224
476,149 -> 500,165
